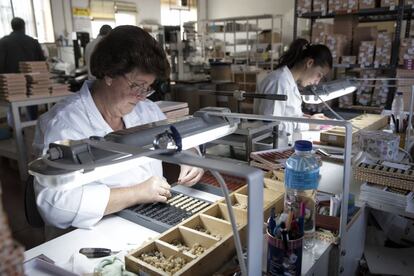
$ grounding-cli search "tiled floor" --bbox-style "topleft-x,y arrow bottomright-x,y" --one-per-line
0,157 -> 45,250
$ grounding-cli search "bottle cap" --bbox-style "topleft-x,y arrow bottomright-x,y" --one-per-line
294,140 -> 312,151
396,92 -> 403,96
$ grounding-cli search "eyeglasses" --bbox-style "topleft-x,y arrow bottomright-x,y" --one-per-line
123,75 -> 155,98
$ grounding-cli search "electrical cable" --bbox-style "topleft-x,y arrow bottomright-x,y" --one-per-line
210,170 -> 247,276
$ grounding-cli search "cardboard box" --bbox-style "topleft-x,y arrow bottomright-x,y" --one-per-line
399,38 -> 414,65
358,41 -> 376,66
380,0 -> 398,8
374,32 -> 393,67
326,34 -> 348,63
313,0 -> 328,13
297,0 -> 312,14
333,15 -> 358,54
356,70 -> 376,106
341,56 -> 357,64
359,0 -> 377,9
311,22 -> 333,44
353,26 -> 378,54
371,78 -> 390,108
348,0 -> 359,11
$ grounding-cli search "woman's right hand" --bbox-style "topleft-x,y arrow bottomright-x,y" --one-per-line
135,176 -> 171,204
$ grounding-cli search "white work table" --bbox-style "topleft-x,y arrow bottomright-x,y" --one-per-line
24,215 -> 159,272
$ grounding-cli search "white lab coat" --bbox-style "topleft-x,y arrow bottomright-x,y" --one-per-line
253,66 -> 307,135
33,81 -> 166,229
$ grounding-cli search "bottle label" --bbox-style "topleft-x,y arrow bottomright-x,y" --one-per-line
285,168 -> 319,190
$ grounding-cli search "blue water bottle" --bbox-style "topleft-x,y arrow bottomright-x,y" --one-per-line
284,140 -> 320,249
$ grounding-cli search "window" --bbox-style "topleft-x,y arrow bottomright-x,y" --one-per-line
161,0 -> 197,39
0,0 -> 54,43
32,0 -> 55,43
0,0 -> 13,38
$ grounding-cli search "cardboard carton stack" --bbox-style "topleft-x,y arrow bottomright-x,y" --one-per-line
356,70 -> 376,106
358,41 -> 376,66
0,74 -> 27,101
311,22 -> 333,44
359,0 -> 376,9
49,83 -> 70,95
371,78 -> 390,108
297,0 -> 312,14
19,61 -> 48,73
326,34 -> 347,64
399,38 -> 414,68
348,0 -> 359,11
313,0 -> 328,14
24,73 -> 52,97
374,32 -> 393,67
328,0 -> 344,13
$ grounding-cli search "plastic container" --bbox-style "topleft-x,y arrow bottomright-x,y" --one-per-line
284,140 -> 320,249
390,92 -> 404,133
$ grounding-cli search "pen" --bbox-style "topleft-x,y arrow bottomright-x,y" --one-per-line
280,222 -> 289,251
299,202 -> 305,237
267,207 -> 276,236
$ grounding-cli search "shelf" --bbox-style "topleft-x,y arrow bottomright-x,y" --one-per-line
333,64 -> 396,70
296,6 -> 413,20
340,105 -> 384,113
0,138 -> 17,160
207,30 -> 262,34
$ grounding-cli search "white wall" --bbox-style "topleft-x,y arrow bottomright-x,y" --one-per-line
205,0 -> 299,44
134,0 -> 161,24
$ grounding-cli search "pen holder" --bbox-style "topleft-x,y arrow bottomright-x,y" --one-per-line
266,230 -> 303,276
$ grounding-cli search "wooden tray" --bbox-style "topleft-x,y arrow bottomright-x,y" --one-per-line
354,160 -> 414,191
319,114 -> 388,147
125,184 -> 285,275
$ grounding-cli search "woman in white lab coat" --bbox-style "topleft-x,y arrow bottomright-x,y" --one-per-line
253,38 -> 333,135
33,26 -> 203,232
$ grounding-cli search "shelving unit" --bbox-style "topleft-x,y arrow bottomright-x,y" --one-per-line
293,0 -> 414,111
199,14 -> 284,70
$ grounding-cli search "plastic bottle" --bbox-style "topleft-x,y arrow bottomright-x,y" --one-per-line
391,92 -> 404,133
284,140 -> 320,249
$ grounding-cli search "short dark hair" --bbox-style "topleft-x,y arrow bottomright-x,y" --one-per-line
277,38 -> 333,70
90,25 -> 170,80
11,17 -> 25,32
99,25 -> 112,36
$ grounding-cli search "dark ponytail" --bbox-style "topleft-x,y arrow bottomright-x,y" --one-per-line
276,38 -> 333,70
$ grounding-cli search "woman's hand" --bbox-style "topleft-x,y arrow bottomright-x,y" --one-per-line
309,113 -> 331,130
135,176 -> 171,203
178,165 -> 204,186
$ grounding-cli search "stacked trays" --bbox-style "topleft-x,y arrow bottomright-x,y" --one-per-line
0,74 -> 27,101
125,183 -> 284,275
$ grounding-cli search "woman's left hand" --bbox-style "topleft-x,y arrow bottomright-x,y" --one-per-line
178,165 -> 204,186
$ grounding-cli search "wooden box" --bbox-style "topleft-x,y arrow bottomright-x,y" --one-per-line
125,184 -> 284,275
319,113 -> 388,146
